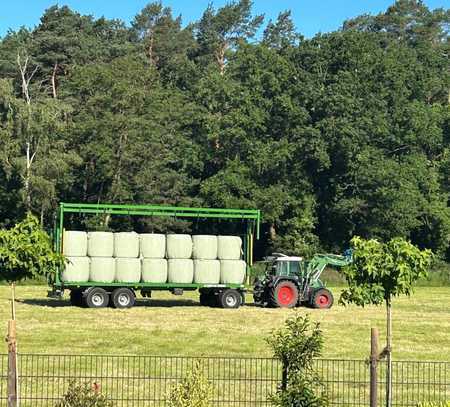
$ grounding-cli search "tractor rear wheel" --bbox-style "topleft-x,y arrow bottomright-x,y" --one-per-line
311,288 -> 334,309
270,281 -> 299,308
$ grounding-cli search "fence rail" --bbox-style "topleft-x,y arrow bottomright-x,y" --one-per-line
0,354 -> 449,406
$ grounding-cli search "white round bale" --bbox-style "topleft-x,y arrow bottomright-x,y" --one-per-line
140,234 -> 166,258
87,232 -> 114,257
62,256 -> 90,282
217,236 -> 242,260
63,231 -> 87,257
115,258 -> 141,283
193,259 -> 220,284
141,258 -> 168,283
114,232 -> 139,258
166,234 -> 192,259
220,260 -> 246,285
90,257 -> 115,283
192,235 -> 218,260
168,259 -> 194,283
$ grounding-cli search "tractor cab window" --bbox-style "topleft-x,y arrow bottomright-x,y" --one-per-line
289,261 -> 300,276
277,261 -> 289,276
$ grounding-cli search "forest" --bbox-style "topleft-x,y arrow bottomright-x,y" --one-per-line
0,0 -> 448,259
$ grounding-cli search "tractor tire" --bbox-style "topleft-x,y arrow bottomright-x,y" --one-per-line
270,281 -> 299,308
311,288 -> 334,309
69,290 -> 83,307
219,289 -> 241,309
111,288 -> 135,309
83,287 -> 109,309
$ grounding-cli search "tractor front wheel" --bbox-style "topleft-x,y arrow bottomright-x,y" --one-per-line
270,281 -> 299,308
311,288 -> 334,309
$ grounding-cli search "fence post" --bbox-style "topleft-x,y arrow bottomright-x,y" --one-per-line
7,283 -> 18,407
370,328 -> 379,407
7,320 -> 18,407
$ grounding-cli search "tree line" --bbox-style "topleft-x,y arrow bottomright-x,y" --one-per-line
0,0 -> 448,259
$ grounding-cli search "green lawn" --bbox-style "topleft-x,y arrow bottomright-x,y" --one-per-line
1,285 -> 449,361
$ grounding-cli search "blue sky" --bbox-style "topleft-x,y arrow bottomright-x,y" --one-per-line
1,0 -> 448,39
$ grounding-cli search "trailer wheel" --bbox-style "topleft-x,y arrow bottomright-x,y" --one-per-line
270,281 -> 298,308
219,289 -> 241,309
69,290 -> 82,307
311,288 -> 334,309
84,287 -> 109,309
111,288 -> 135,309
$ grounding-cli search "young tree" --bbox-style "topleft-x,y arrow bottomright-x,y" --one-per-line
266,314 -> 328,407
340,236 -> 433,407
0,213 -> 65,283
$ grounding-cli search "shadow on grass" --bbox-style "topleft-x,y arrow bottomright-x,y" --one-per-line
18,297 -> 257,309
18,298 -> 72,307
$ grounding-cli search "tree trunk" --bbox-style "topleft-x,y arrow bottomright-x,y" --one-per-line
24,142 -> 32,212
215,42 -> 228,75
51,63 -> 58,99
386,300 -> 392,407
269,223 -> 276,240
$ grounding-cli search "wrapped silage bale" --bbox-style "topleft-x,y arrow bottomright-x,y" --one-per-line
193,259 -> 220,284
168,259 -> 194,283
63,231 -> 87,257
87,232 -> 114,257
166,234 -> 192,259
217,236 -> 242,260
141,258 -> 168,283
61,256 -> 90,282
192,235 -> 218,260
115,258 -> 141,283
90,257 -> 115,283
140,234 -> 166,258
114,232 -> 139,258
220,260 -> 246,285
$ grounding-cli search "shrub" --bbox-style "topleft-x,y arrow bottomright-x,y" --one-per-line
266,313 -> 328,407
54,381 -> 114,407
167,360 -> 214,407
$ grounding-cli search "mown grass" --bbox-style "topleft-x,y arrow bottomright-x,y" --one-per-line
0,285 -> 449,361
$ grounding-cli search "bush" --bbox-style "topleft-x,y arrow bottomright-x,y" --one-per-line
266,313 -> 328,407
54,381 -> 114,407
417,402 -> 450,407
167,360 -> 214,407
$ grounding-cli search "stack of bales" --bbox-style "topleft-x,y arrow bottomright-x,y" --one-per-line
141,234 -> 167,283
88,232 -> 115,282
114,232 -> 140,283
62,230 -> 245,286
217,236 -> 246,284
62,231 -> 89,282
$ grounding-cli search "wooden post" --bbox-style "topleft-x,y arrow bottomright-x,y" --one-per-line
370,328 -> 379,407
7,320 -> 17,407
386,302 -> 392,407
7,283 -> 18,407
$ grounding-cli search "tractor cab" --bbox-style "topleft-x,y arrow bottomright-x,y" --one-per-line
265,253 -> 303,278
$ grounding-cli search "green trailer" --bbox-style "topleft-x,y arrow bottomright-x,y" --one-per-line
49,202 -> 261,309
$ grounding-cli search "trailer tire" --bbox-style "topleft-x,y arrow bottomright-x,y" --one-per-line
83,287 -> 109,309
219,289 -> 241,309
69,289 -> 83,307
199,293 -> 209,306
111,288 -> 135,309
270,281 -> 298,308
311,288 -> 334,309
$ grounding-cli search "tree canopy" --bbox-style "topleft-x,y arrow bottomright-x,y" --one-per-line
0,0 -> 448,260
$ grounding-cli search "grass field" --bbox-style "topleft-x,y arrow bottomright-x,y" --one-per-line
0,285 -> 449,361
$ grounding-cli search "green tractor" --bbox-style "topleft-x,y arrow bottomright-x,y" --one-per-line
253,251 -> 352,309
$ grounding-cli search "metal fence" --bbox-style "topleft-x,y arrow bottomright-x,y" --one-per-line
0,354 -> 449,406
